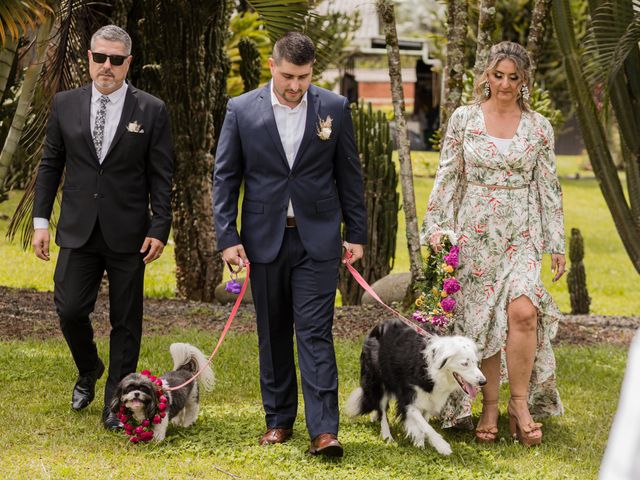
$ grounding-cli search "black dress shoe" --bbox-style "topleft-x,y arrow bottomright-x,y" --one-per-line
71,359 -> 105,411
102,406 -> 124,430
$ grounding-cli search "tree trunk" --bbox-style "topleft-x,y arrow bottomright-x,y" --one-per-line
0,19 -> 52,191
376,0 -> 423,303
0,37 -> 18,101
142,1 -> 230,300
527,0 -> 552,79
551,0 -> 640,273
441,0 -> 468,133
473,0 -> 496,80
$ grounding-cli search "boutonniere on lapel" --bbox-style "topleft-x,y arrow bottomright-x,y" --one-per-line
316,115 -> 333,141
126,121 -> 144,134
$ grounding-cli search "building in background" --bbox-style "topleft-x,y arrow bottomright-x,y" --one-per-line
317,0 -> 442,150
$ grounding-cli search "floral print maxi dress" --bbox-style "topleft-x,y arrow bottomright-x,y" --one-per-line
421,104 -> 565,427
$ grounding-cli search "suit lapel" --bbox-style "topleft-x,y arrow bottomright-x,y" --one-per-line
260,85 -> 289,169
79,84 -> 99,164
103,85 -> 138,162
292,86 -> 320,170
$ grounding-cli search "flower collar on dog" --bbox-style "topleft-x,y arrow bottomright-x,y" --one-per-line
117,369 -> 168,443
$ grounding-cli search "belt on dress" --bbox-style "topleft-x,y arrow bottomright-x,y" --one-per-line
467,181 -> 528,190
285,217 -> 297,228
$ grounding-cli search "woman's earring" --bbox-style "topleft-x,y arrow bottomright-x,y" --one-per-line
484,82 -> 491,98
520,84 -> 530,101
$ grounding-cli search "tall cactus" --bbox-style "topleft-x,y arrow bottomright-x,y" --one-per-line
238,36 -> 261,93
567,228 -> 590,314
338,101 -> 399,305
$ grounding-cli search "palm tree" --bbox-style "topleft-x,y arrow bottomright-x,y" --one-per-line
0,18 -> 53,192
441,0 -> 468,132
0,38 -> 18,101
551,0 -> 640,273
0,0 -> 53,46
527,0 -> 552,78
376,0 -> 423,304
473,0 -> 497,79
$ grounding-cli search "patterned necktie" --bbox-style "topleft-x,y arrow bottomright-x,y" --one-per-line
92,95 -> 110,159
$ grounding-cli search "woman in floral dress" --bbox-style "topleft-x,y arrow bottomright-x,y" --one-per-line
421,42 -> 566,446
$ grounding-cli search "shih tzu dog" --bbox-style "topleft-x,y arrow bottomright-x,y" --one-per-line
110,343 -> 214,443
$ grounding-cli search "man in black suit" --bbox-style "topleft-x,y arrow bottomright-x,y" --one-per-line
32,25 -> 174,429
214,32 -> 367,457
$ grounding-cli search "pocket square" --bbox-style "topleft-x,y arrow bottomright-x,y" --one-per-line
126,121 -> 144,133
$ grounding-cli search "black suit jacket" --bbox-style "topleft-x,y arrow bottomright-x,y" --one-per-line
33,83 -> 174,253
213,84 -> 367,263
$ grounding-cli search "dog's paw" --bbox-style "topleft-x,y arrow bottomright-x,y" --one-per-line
410,437 -> 425,448
431,437 -> 452,456
381,430 -> 394,443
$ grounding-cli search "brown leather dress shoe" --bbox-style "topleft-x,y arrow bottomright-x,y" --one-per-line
309,433 -> 344,457
259,428 -> 293,445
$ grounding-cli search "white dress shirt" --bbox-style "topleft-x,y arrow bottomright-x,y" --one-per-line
270,80 -> 308,217
34,82 -> 128,229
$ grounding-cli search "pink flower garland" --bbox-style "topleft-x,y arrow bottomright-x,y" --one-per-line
116,370 -> 169,443
413,241 -> 461,331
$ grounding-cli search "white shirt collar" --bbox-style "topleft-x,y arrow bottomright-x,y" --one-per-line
91,81 -> 128,105
270,80 -> 307,111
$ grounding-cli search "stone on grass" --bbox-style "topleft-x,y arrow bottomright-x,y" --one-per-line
361,272 -> 411,305
214,278 -> 253,305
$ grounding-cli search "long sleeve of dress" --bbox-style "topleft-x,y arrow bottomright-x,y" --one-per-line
420,106 -> 468,244
534,117 -> 565,254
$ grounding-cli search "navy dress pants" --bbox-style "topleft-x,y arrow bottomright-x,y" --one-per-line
250,227 -> 340,439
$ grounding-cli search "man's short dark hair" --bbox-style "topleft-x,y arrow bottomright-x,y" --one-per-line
272,32 -> 315,66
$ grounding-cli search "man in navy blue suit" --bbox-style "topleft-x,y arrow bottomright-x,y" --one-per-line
214,32 -> 367,457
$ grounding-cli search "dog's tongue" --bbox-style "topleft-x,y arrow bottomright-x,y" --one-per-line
464,382 -> 479,401
130,399 -> 144,408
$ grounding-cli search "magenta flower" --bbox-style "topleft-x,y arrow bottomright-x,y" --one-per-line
444,252 -> 459,269
412,311 -> 426,324
443,277 -> 461,294
441,297 -> 456,313
431,315 -> 448,327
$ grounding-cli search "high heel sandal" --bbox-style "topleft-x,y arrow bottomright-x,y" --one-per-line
507,395 -> 542,446
475,400 -> 499,443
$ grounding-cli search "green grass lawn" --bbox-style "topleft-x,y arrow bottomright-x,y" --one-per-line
0,153 -> 637,314
0,331 -> 626,479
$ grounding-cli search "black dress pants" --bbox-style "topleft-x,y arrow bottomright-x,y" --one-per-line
53,221 -> 145,406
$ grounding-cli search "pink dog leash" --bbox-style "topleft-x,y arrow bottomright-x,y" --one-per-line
166,246 -> 431,392
165,262 -> 250,392
342,249 -> 430,338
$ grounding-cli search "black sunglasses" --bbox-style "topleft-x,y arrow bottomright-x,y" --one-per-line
91,52 -> 128,66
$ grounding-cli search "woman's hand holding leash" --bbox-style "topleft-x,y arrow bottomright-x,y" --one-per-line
428,231 -> 444,252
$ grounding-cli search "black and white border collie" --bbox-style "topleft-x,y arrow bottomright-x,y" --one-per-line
344,319 -> 485,455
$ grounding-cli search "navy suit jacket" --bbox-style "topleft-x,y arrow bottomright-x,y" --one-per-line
213,84 -> 367,263
33,83 -> 174,253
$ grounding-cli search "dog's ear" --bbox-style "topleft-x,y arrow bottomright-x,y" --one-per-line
429,343 -> 450,370
438,356 -> 450,369
109,384 -> 123,413
145,389 -> 159,420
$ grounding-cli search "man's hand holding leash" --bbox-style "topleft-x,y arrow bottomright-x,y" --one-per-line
342,241 -> 364,265
222,244 -> 250,271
